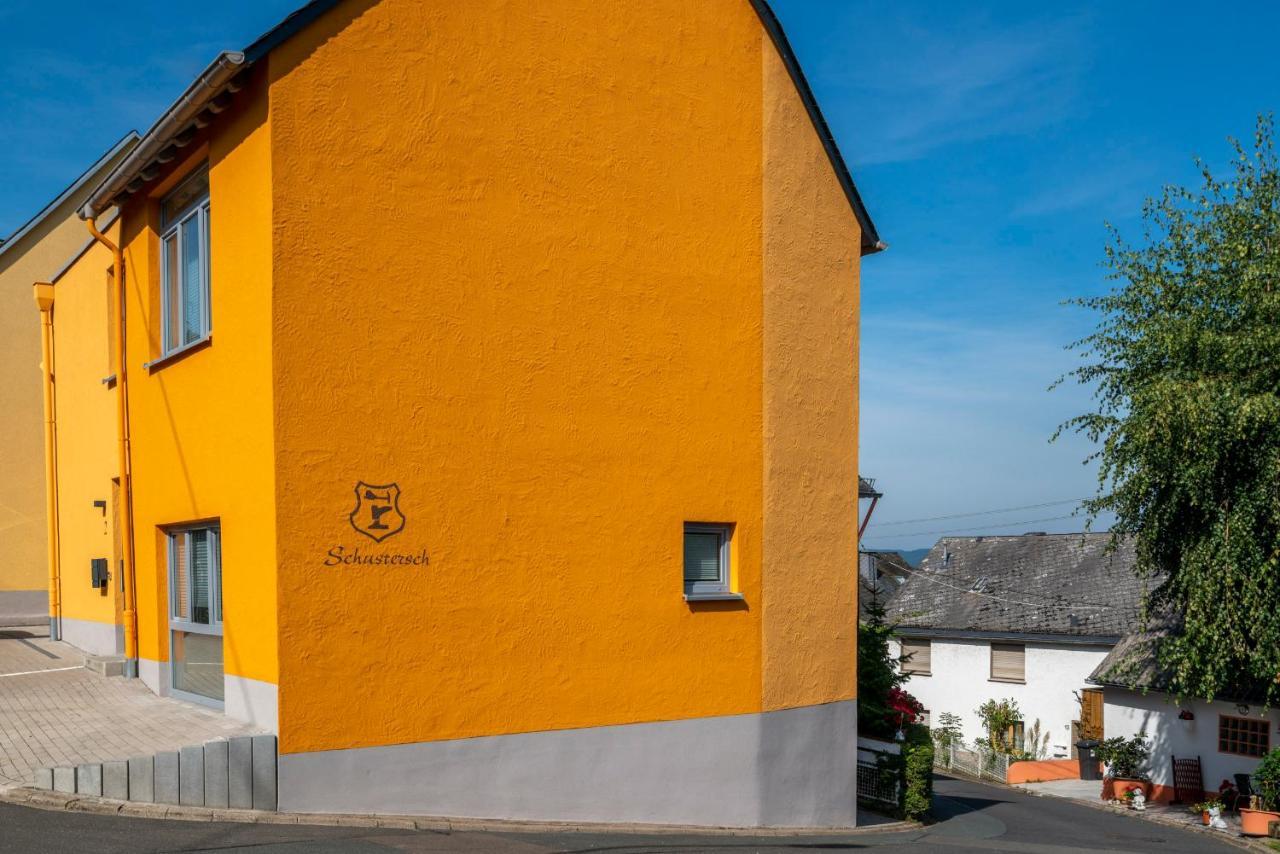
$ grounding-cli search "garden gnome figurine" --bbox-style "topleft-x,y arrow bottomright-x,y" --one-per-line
1131,788 -> 1146,811
1208,805 -> 1227,830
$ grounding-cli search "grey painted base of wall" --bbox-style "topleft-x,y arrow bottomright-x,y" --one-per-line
226,675 -> 278,732
139,658 -> 169,697
59,617 -> 121,657
0,590 -> 48,626
280,700 -> 858,828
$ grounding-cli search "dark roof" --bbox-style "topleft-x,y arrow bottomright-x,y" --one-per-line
859,573 -> 896,619
1088,621 -> 1273,704
84,0 -> 882,253
858,550 -> 910,619
865,549 -> 911,578
885,533 -> 1146,639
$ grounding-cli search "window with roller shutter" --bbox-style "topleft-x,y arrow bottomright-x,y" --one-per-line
990,642 -> 1025,683
900,638 -> 931,675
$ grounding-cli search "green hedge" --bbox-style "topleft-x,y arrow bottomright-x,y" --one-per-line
900,723 -> 934,820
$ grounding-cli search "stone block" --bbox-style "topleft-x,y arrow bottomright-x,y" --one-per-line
251,735 -> 277,811
154,751 -> 180,805
32,768 -> 53,790
204,740 -> 229,808
52,767 -> 75,793
103,760 -> 129,800
128,755 -> 154,803
76,764 -> 102,796
179,745 -> 204,806
228,736 -> 253,809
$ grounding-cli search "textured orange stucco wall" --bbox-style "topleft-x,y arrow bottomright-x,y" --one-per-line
268,0 -> 768,753
49,227 -> 120,630
760,42 -> 860,711
119,71 -> 279,685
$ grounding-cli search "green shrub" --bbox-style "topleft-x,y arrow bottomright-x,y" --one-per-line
900,723 -> 935,820
1093,733 -> 1150,780
1253,747 -> 1280,810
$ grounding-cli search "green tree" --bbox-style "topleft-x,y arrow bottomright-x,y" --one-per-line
1057,115 -> 1280,705
858,596 -> 908,739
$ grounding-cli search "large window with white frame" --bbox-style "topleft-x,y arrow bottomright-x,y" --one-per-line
168,524 -> 223,704
160,167 -> 211,355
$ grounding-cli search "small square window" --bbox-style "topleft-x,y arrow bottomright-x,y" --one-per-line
683,523 -> 732,598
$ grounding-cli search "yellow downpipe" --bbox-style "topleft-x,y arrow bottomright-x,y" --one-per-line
33,283 -> 61,641
86,218 -> 139,676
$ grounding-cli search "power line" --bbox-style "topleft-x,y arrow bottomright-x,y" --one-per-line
889,560 -> 1112,611
866,514 -> 1082,541
868,498 -> 1092,528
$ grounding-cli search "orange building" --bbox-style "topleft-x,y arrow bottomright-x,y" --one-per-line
44,0 -> 881,826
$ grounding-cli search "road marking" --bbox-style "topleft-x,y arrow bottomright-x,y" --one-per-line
0,666 -> 81,678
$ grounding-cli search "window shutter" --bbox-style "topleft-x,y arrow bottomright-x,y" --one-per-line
991,643 -> 1025,682
172,534 -> 189,620
901,638 -> 931,675
190,529 -> 211,624
683,532 -> 722,583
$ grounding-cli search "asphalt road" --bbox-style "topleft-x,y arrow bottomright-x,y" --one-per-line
0,775 -> 1239,853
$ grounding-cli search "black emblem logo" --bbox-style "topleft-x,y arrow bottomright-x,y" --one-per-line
349,482 -> 406,542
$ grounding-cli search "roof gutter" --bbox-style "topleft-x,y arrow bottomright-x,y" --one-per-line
80,51 -> 246,220
894,627 -> 1122,646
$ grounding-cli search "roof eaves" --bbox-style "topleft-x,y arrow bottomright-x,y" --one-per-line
748,0 -> 884,254
80,52 -> 247,219
80,0 -> 346,220
81,0 -> 885,254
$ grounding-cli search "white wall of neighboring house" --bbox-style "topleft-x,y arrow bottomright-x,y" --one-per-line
893,636 -> 1112,758
1103,687 -> 1280,795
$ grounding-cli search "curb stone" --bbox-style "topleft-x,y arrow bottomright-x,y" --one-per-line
0,785 -> 918,837
1013,784 -> 1274,853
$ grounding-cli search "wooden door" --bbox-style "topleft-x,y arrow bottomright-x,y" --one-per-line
1079,688 -> 1104,741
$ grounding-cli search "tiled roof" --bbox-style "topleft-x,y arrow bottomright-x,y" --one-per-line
858,550 -> 911,618
1088,620 -> 1272,704
885,533 -> 1147,638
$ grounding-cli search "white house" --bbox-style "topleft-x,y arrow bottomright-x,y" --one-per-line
885,533 -> 1144,759
1089,628 -> 1280,803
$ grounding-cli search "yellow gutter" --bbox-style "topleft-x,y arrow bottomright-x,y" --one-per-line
85,218 -> 139,676
33,283 -> 61,641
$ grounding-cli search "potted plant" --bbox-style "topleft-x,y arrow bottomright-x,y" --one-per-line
1240,746 -> 1280,837
1191,798 -> 1223,826
1094,734 -> 1152,802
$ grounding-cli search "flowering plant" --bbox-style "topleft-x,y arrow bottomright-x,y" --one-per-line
886,687 -> 924,731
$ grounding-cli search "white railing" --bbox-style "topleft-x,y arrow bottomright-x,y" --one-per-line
934,738 -> 1011,783
857,735 -> 902,808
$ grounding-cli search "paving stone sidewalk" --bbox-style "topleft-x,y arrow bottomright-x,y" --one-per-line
0,626 -> 260,788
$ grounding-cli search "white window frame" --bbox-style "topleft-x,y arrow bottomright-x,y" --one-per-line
683,522 -> 734,599
167,523 -> 222,708
159,168 -> 211,356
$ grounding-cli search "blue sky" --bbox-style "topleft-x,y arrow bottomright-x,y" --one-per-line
3,2 -> 1278,551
